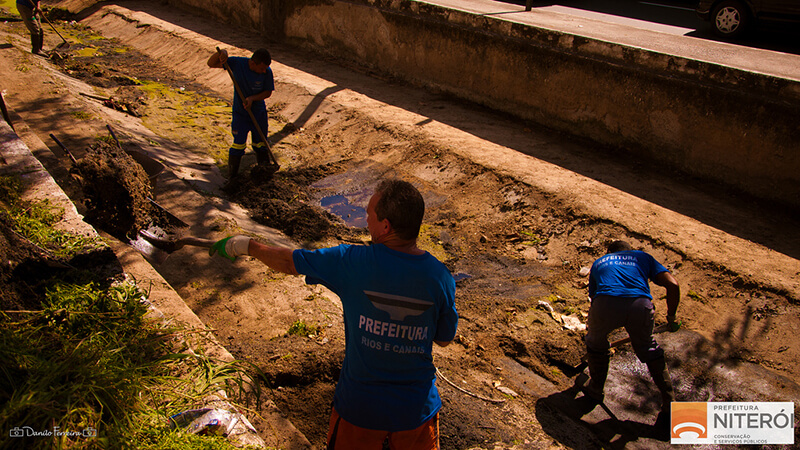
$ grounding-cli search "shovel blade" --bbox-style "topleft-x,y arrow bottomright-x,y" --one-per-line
130,226 -> 183,264
138,229 -> 180,252
130,233 -> 170,264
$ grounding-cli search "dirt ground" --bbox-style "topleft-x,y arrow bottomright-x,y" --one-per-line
2,2 -> 800,449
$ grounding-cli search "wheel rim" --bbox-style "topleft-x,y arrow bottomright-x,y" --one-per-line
715,7 -> 741,33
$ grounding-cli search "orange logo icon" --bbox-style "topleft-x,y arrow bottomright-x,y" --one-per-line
672,402 -> 708,440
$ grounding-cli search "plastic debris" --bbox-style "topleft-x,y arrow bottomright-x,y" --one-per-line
561,314 -> 586,331
169,408 -> 264,447
495,385 -> 519,397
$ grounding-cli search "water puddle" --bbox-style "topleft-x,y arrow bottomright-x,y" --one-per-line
453,272 -> 472,282
320,194 -> 368,227
312,166 -> 447,228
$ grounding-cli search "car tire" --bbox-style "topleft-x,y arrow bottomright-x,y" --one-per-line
711,0 -> 750,37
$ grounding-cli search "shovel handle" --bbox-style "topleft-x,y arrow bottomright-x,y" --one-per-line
50,134 -> 79,165
39,8 -> 67,43
177,237 -> 215,248
106,124 -> 122,148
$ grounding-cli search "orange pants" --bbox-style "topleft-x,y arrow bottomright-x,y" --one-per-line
326,408 -> 440,450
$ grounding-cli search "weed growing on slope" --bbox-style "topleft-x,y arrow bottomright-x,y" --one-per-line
0,175 -> 261,449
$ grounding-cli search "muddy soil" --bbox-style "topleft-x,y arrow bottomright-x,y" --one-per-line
75,139 -> 166,240
2,3 -> 799,449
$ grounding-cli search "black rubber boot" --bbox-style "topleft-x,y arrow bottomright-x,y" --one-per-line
646,356 -> 675,408
647,357 -> 674,440
227,154 -> 242,179
581,349 -> 610,403
32,32 -> 43,55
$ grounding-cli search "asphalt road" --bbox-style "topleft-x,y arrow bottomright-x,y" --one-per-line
508,0 -> 800,55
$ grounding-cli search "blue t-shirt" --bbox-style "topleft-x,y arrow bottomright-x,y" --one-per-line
293,243 -> 458,431
226,56 -> 274,116
589,250 -> 668,300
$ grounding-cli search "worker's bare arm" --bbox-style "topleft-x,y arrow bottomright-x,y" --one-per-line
654,271 -> 680,318
248,240 -> 298,275
207,48 -> 227,68
248,90 -> 273,102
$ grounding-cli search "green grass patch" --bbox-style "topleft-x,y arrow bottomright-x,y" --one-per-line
520,229 -> 543,245
1,175 -> 102,258
137,80 -> 231,164
417,224 -> 449,262
0,174 -> 21,199
70,110 -> 93,120
0,279 -> 259,449
75,46 -> 102,57
287,320 -> 321,337
0,0 -> 19,15
687,290 -> 707,303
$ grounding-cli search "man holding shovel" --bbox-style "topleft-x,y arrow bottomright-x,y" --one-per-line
209,179 -> 459,449
207,47 -> 275,179
581,240 -> 680,420
16,0 -> 44,55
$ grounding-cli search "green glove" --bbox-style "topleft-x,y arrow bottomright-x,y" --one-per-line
209,236 -> 251,261
668,318 -> 682,332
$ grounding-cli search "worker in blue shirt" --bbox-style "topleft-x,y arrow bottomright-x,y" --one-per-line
582,240 -> 680,419
210,179 -> 458,449
207,47 -> 275,179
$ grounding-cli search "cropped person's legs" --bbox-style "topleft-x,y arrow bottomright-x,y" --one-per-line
625,297 -> 674,409
583,295 -> 630,401
228,113 -> 250,178
18,5 -> 43,54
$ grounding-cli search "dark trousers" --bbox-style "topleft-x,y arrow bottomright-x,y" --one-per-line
18,5 -> 43,45
585,295 -> 663,363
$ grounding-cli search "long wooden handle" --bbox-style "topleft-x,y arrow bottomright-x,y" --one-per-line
175,237 -> 216,249
40,9 -> 67,42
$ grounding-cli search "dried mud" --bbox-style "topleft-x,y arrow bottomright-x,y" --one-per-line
226,163 -> 361,244
76,140 -> 160,239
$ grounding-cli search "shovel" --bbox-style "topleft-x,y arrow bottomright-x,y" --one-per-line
134,229 -> 215,264
39,8 -> 69,50
216,47 -> 279,175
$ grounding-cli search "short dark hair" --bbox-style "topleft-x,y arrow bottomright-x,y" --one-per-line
607,240 -> 632,253
375,179 -> 425,240
251,48 -> 272,66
